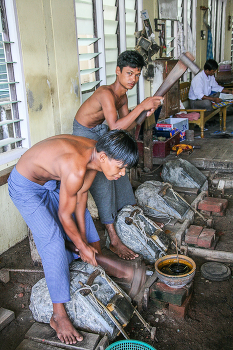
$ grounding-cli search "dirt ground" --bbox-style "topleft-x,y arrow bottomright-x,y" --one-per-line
0,171 -> 233,350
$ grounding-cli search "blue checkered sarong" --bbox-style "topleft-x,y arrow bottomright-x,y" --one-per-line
8,167 -> 99,303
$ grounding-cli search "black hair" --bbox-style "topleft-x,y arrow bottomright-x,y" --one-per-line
204,59 -> 218,71
117,50 -> 145,72
96,129 -> 139,168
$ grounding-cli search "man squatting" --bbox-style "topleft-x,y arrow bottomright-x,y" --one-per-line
8,130 -> 139,345
73,50 -> 163,259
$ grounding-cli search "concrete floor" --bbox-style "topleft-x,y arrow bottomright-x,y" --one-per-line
152,106 -> 233,171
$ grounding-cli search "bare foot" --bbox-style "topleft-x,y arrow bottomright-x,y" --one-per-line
109,240 -> 139,260
50,312 -> 83,344
105,223 -> 138,260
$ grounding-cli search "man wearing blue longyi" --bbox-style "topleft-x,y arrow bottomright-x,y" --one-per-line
8,130 -> 138,345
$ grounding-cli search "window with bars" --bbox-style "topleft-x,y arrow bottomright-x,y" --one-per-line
75,0 -> 141,109
231,17 -> 233,64
125,0 -> 138,108
0,0 -> 29,164
208,0 -> 227,63
175,0 -> 196,81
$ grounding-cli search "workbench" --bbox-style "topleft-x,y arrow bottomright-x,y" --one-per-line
180,82 -> 228,138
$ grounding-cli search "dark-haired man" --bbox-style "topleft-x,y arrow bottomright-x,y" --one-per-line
73,50 -> 163,260
189,59 -> 233,111
8,130 -> 138,345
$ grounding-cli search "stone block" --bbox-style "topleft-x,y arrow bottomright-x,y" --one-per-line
25,322 -> 100,350
185,225 -> 203,245
0,268 -> 10,283
0,308 -> 15,331
168,293 -> 192,319
198,199 -> 223,213
197,228 -> 216,248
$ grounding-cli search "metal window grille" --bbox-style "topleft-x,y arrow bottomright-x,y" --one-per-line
208,0 -> 227,63
75,0 -> 141,108
176,0 -> 196,82
231,17 -> 233,64
0,0 -> 24,154
125,0 -> 138,109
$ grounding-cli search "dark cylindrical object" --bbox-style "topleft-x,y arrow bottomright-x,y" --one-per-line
95,254 -> 134,281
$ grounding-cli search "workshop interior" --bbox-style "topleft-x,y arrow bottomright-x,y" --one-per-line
0,1 -> 233,350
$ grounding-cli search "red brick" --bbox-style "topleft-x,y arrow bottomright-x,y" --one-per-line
185,225 -> 203,245
169,293 -> 192,319
202,197 -> 228,210
197,228 -> 215,248
198,199 -> 223,213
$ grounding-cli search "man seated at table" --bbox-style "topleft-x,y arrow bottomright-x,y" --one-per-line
189,59 -> 233,111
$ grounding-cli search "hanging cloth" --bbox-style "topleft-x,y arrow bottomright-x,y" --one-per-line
206,29 -> 214,60
203,9 -> 213,60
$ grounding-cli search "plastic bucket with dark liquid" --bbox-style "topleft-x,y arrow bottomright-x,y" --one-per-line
155,254 -> 196,288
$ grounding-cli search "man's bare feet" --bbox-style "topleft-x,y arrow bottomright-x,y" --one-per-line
50,303 -> 83,344
109,240 -> 138,260
105,223 -> 138,260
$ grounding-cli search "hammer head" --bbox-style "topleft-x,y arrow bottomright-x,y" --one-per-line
179,52 -> 200,75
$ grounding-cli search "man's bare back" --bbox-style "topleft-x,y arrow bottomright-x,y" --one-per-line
75,85 -> 127,129
75,66 -> 163,131
16,134 -> 97,185
10,130 -> 138,345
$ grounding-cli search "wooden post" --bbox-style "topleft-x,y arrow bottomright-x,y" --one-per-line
143,128 -> 153,170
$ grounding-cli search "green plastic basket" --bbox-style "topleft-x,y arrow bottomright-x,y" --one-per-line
106,340 -> 156,350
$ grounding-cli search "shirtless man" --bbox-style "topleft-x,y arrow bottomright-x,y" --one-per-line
8,130 -> 138,345
73,50 -> 163,260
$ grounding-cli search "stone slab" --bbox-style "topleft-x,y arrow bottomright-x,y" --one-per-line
0,307 -> 15,331
25,322 -> 100,350
0,268 -> 10,283
95,334 -> 109,350
16,339 -> 64,350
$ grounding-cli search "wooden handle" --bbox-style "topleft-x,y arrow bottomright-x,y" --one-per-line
135,52 -> 199,126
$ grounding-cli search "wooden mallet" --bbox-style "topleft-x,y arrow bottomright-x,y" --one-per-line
135,52 -> 200,131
